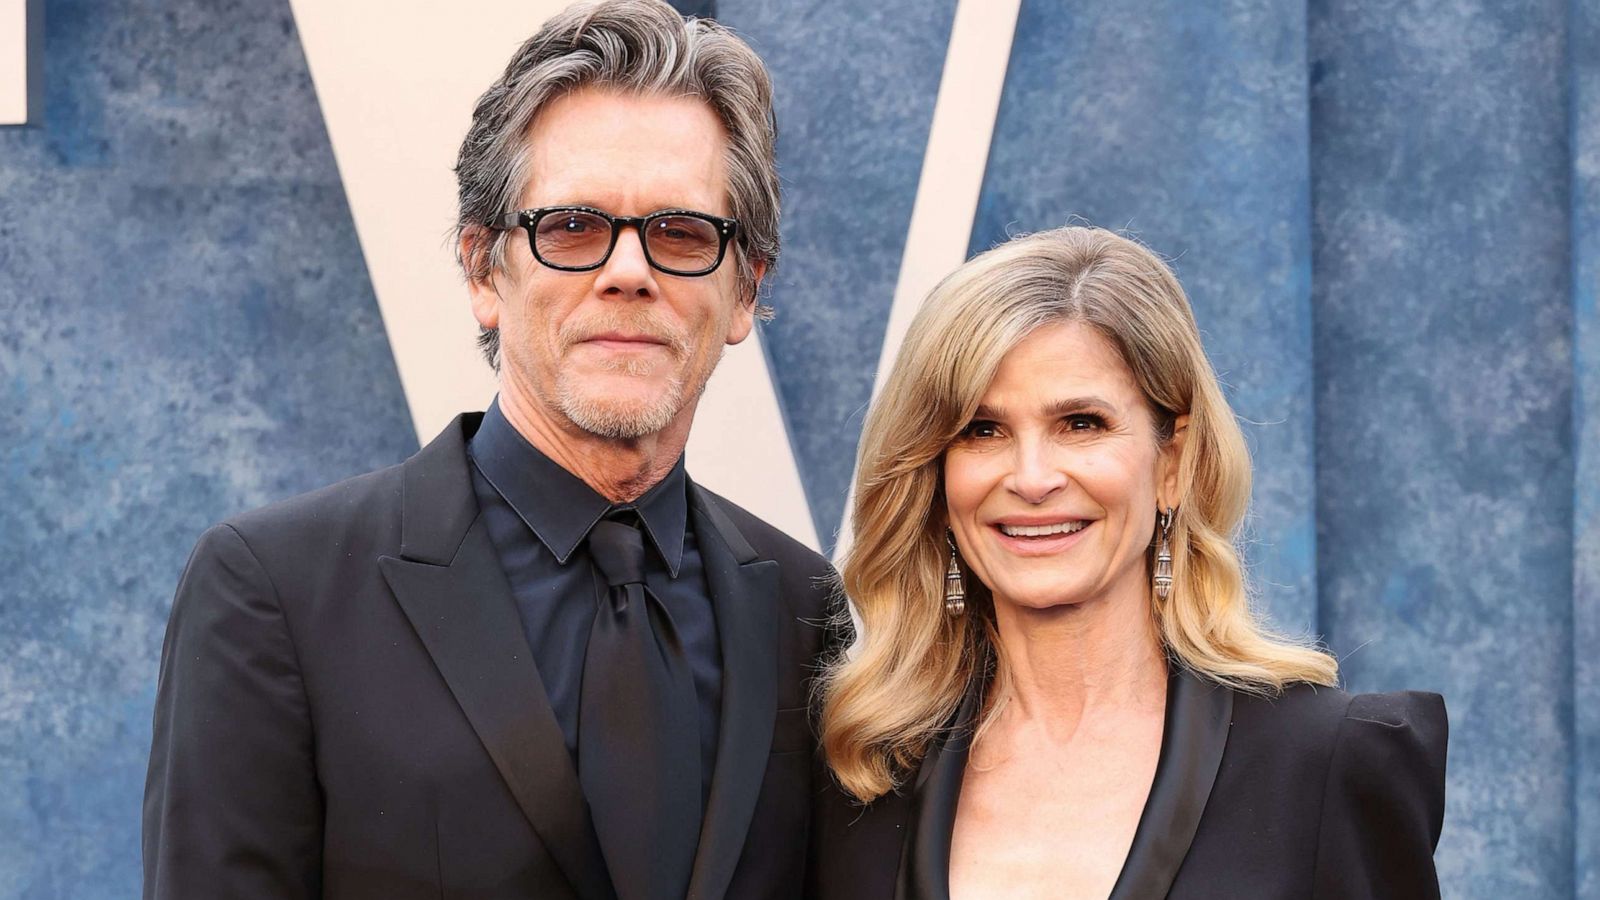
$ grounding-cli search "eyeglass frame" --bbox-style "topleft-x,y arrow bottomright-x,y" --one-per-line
485,205 -> 741,277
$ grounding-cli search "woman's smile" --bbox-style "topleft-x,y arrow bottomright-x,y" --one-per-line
990,518 -> 1094,556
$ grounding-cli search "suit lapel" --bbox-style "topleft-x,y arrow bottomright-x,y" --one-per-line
380,416 -> 613,900
1107,667 -> 1233,900
895,678 -> 983,900
683,485 -> 780,900
891,665 -> 1230,900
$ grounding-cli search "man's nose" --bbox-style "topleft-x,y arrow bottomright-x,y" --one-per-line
593,226 -> 657,298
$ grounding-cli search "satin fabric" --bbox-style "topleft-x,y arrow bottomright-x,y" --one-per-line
807,664 -> 1446,899
895,667 -> 1232,900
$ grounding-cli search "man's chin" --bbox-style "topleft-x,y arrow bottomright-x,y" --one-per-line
556,383 -> 684,441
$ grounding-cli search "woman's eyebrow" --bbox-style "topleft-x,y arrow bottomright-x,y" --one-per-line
1042,396 -> 1117,416
971,403 -> 1006,420
970,396 -> 1118,421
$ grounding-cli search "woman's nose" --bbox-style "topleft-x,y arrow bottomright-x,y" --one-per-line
1006,440 -> 1069,504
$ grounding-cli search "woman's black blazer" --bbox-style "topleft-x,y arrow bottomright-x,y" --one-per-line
807,668 -> 1447,899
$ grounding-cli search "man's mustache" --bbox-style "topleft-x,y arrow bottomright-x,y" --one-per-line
557,311 -> 688,358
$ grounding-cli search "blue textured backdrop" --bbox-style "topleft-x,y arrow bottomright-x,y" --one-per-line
1310,0 -> 1575,893
1570,1 -> 1599,894
0,0 -> 416,895
969,0 -> 1318,634
0,0 -> 1595,897
717,0 -> 958,547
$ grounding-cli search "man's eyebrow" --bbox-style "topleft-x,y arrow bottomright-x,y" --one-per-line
970,396 -> 1119,420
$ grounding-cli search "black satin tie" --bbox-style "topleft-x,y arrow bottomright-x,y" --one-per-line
579,514 -> 701,900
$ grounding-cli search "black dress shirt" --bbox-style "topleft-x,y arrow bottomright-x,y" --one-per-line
467,398 -> 722,806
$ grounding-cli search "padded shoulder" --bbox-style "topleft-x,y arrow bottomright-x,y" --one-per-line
212,462 -> 408,603
1311,690 -> 1449,899
225,462 -> 404,538
1346,690 -> 1447,732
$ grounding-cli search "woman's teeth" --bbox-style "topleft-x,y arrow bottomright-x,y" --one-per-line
997,521 -> 1087,538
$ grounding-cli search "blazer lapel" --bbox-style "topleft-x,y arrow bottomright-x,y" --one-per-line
895,679 -> 983,900
683,485 -> 780,900
1107,666 -> 1233,900
891,664 -> 1229,900
379,416 -> 614,900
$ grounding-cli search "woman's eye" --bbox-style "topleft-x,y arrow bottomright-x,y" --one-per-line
1064,414 -> 1106,432
960,420 -> 1000,439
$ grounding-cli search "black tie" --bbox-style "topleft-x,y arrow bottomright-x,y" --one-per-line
579,514 -> 701,900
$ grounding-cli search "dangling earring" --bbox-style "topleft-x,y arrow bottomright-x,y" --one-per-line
1153,507 -> 1175,601
943,533 -> 966,617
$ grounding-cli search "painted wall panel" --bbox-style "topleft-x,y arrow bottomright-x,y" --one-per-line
1,0 -> 28,124
0,1 -> 414,895
0,0 -> 1595,895
1309,1 -> 1574,895
1572,1 -> 1600,896
715,0 -> 958,549
970,0 -> 1319,633
286,0 -> 559,442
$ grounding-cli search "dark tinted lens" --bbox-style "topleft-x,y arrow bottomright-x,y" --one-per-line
533,210 -> 613,267
644,214 -> 722,272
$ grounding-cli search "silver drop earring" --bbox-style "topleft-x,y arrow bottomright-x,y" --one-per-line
1154,507 -> 1175,601
943,533 -> 966,617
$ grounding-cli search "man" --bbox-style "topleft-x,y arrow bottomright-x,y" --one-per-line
142,2 -> 834,897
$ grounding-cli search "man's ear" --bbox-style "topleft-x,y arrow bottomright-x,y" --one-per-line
747,258 -> 768,301
461,227 -> 501,329
725,257 -> 768,347
1159,413 -> 1191,508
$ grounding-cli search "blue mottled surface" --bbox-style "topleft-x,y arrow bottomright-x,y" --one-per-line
715,0 -> 958,550
1,0 -> 1596,895
1310,0 -> 1574,895
0,0 -> 416,896
971,0 -> 1319,634
1574,1 -> 1599,897
667,0 -> 717,18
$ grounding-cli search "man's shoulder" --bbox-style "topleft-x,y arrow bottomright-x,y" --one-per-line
222,412 -> 476,548
693,484 -> 831,575
693,485 -> 842,660
224,460 -> 408,542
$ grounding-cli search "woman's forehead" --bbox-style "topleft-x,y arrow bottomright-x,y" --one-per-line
980,322 -> 1143,411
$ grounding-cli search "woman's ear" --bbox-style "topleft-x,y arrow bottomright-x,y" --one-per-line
1159,413 -> 1191,508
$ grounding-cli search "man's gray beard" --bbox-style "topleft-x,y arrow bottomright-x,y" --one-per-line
547,306 -> 726,440
554,352 -> 706,440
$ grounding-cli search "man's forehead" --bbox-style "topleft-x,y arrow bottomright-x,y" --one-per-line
517,88 -> 730,213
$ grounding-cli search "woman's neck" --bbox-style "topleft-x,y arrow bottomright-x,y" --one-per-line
988,585 -> 1168,743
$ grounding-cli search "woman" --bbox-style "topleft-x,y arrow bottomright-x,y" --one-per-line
810,226 -> 1446,899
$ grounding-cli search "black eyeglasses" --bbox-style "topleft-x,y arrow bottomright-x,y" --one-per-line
486,206 -> 740,277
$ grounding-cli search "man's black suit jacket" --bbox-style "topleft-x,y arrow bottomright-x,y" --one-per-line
808,668 -> 1448,899
144,414 -> 836,900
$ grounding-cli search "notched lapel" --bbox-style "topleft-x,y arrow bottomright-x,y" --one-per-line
381,421 -> 614,900
1107,667 -> 1233,900
685,487 -> 780,900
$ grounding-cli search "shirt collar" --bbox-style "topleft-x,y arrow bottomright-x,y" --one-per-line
468,397 -> 688,576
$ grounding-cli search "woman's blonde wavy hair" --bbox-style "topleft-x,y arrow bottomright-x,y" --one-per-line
819,225 -> 1338,803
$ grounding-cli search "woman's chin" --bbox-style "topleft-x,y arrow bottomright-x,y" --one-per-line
990,584 -> 1095,613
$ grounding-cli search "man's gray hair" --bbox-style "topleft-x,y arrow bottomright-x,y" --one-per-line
454,0 -> 781,369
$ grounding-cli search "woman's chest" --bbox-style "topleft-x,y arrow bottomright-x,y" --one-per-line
948,737 -> 1160,899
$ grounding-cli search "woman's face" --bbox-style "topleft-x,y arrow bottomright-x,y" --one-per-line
943,321 -> 1182,614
